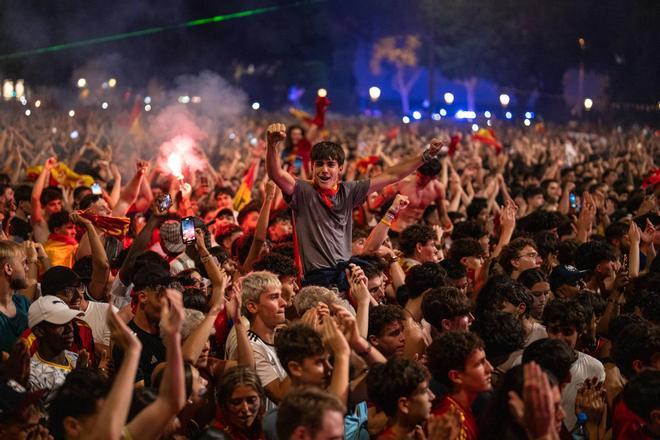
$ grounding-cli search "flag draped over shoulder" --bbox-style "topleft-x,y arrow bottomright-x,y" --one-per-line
233,160 -> 259,212
26,163 -> 94,188
472,128 -> 502,153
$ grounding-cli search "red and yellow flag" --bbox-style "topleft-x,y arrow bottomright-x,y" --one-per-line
81,213 -> 130,238
472,128 -> 502,153
233,160 -> 260,212
26,163 -> 94,188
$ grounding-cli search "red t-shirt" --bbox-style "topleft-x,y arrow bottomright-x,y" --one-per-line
432,395 -> 478,440
613,397 -> 654,440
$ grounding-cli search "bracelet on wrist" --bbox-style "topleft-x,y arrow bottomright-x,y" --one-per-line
380,217 -> 392,228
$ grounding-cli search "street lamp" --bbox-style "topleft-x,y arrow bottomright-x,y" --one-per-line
499,94 -> 510,107
444,92 -> 454,105
369,86 -> 381,102
317,88 -> 327,98
77,78 -> 87,88
584,98 -> 593,111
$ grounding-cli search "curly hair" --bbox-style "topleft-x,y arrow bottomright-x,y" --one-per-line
426,331 -> 484,389
368,304 -> 406,338
574,241 -> 618,271
404,262 -> 447,300
439,258 -> 467,280
541,298 -> 587,334
367,357 -> 430,417
449,238 -> 484,261
612,321 -> 660,379
498,237 -> 537,275
399,224 -> 436,257
622,370 -> 660,423
275,324 -> 325,375
522,338 -> 577,385
475,277 -> 531,318
252,253 -> 298,278
311,141 -> 345,165
471,310 -> 525,362
421,287 -> 471,329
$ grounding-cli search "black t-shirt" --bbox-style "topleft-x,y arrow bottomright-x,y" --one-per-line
112,320 -> 165,386
9,217 -> 32,242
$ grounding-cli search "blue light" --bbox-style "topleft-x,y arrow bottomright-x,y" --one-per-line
431,113 -> 441,121
524,111 -> 534,119
412,111 -> 422,120
455,110 -> 476,119
422,99 -> 430,108
505,111 -> 513,120
484,111 -> 492,118
439,109 -> 447,117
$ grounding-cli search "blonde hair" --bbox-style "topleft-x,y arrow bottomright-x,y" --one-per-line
0,240 -> 23,261
241,271 -> 281,316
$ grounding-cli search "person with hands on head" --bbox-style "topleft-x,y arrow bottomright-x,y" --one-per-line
265,122 -> 447,290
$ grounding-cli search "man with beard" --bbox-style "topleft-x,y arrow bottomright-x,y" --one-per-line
26,295 -> 84,403
112,263 -> 173,386
0,241 -> 31,353
266,122 -> 445,290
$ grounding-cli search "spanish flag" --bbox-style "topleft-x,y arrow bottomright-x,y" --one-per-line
81,213 -> 131,238
233,160 -> 259,212
26,163 -> 94,188
472,128 -> 502,154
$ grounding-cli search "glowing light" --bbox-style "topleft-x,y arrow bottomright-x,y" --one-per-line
471,124 -> 479,132
499,94 -> 510,107
108,78 -> 117,88
525,111 -> 534,119
144,96 -> 151,104
412,111 -> 422,120
15,80 -> 24,98
19,96 -> 27,105
317,88 -> 327,98
368,86 -> 381,101
25,109 -> 31,116
167,152 -> 184,178
51,127 -> 57,134
70,130 -> 79,139
144,104 -> 151,111
178,95 -> 190,104
251,102 -> 260,110
584,98 -> 593,111
402,116 -> 410,124
101,102 -> 108,109
77,78 -> 87,88
191,96 -> 201,103
35,100 -> 41,108
439,109 -> 447,117
229,132 -> 236,140
102,82 -> 109,89
505,111 -> 513,119
484,111 -> 492,118
487,119 -> 492,127
432,113 -> 441,121
455,110 -> 477,119
524,119 -> 531,126
3,80 -> 14,101
68,110 -> 75,117
443,92 -> 454,105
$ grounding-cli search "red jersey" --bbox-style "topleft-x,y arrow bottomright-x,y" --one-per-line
432,395 -> 477,440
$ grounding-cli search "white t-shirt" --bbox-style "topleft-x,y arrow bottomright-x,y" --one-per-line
524,322 -> 548,347
561,351 -> 605,430
110,277 -> 132,309
29,350 -> 78,403
235,329 -> 287,412
82,301 -> 118,346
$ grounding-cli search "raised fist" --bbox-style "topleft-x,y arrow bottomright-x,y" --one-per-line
428,138 -> 448,157
266,123 -> 287,147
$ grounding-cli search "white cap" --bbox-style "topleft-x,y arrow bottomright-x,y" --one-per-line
28,296 -> 84,328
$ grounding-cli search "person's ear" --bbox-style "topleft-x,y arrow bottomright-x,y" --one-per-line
2,261 -> 12,277
460,257 -> 469,267
63,416 -> 81,438
650,408 -> 660,427
287,361 -> 303,379
397,396 -> 410,415
632,359 -> 645,375
338,164 -> 344,174
415,243 -> 424,256
517,302 -> 526,316
245,300 -> 259,315
511,258 -> 520,270
441,319 -> 453,332
368,335 -> 380,348
290,426 -> 310,440
448,369 -> 462,387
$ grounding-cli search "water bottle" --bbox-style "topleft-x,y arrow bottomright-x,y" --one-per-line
571,412 -> 589,439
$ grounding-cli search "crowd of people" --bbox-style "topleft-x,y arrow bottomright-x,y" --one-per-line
0,98 -> 658,440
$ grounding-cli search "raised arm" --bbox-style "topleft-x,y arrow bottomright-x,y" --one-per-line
369,138 -> 445,193
31,157 -> 58,242
124,290 -> 186,439
71,212 -> 110,300
265,123 -> 296,196
241,181 -> 277,273
113,160 -> 149,216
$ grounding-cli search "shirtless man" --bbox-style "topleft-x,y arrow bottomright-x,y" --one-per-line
373,158 -> 451,233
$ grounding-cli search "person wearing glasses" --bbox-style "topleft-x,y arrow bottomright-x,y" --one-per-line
498,237 -> 543,280
542,298 -> 605,431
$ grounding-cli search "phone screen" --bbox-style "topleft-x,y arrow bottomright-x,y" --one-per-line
159,194 -> 172,211
91,183 -> 102,195
569,192 -> 577,209
181,216 -> 196,244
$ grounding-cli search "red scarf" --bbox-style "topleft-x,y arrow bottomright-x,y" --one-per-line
315,184 -> 339,209
81,213 -> 130,238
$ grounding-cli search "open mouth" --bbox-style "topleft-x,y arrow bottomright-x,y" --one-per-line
317,174 -> 331,183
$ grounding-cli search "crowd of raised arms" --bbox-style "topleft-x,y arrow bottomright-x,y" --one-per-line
0,100 -> 658,440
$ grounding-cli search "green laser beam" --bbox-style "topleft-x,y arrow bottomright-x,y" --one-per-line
0,1 -> 319,60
